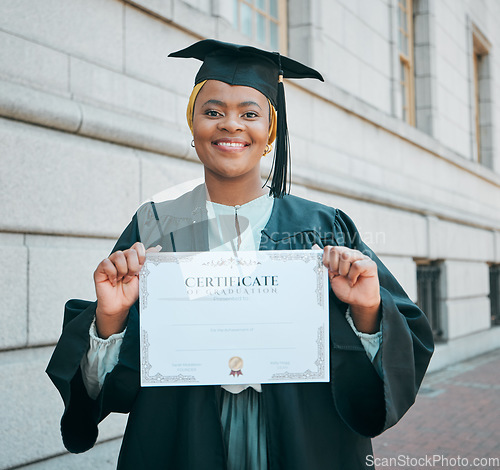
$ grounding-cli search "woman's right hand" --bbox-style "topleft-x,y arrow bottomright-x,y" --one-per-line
93,242 -> 160,338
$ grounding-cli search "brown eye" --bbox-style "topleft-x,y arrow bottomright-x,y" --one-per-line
205,110 -> 222,117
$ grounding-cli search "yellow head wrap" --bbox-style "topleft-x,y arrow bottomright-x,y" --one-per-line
186,80 -> 277,146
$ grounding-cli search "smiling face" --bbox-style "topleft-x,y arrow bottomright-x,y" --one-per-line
192,80 -> 270,188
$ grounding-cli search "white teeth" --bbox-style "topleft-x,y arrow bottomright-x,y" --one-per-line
216,142 -> 245,147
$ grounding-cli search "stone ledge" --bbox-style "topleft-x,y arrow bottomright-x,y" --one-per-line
123,0 -> 174,22
0,117 -> 141,237
1,78 -> 499,236
302,78 -> 500,187
429,327 -> 500,373
293,164 -> 500,232
0,79 -> 193,161
494,231 -> 500,263
0,79 -> 82,133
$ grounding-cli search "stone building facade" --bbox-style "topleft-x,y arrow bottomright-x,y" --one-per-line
1,0 -> 499,467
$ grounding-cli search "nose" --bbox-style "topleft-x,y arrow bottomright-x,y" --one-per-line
218,113 -> 243,133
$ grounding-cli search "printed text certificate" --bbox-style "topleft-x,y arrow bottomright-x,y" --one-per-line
139,250 -> 329,386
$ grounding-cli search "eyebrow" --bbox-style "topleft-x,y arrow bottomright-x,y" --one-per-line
201,99 -> 262,110
239,100 -> 262,110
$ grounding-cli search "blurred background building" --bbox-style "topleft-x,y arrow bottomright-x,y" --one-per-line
1,0 -> 499,468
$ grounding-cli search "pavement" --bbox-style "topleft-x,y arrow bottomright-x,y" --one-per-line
14,440 -> 121,470
372,347 -> 500,470
16,348 -> 500,469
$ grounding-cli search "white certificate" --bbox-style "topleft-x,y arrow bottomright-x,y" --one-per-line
139,250 -> 329,386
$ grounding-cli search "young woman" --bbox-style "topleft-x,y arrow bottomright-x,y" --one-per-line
47,40 -> 434,470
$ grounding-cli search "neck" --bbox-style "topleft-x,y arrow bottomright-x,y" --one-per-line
204,171 -> 268,206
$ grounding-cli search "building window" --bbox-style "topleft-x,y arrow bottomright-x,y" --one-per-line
233,0 -> 287,51
398,0 -> 415,125
413,0 -> 435,136
417,261 -> 443,340
490,264 -> 500,326
471,24 -> 493,167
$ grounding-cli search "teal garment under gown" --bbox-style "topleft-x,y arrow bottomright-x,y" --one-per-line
220,387 -> 268,470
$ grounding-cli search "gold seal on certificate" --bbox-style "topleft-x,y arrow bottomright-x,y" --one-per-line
229,356 -> 244,377
139,250 -> 329,387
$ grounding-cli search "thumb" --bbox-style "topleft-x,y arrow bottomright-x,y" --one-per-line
146,244 -> 162,254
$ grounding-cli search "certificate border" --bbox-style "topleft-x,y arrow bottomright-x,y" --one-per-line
140,251 -> 325,309
141,326 -> 327,385
268,325 -> 326,381
139,250 -> 328,386
140,253 -> 195,310
139,263 -> 150,310
266,251 -> 325,307
141,330 -> 199,384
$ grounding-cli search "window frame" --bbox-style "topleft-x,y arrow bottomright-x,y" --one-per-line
233,0 -> 288,52
471,23 -> 492,165
397,0 -> 416,126
416,260 -> 444,341
490,264 -> 500,327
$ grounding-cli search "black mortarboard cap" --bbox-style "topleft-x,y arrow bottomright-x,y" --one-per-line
169,39 -> 324,198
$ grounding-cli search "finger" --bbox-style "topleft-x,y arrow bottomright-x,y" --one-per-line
332,247 -> 366,277
108,250 -> 128,280
131,242 -> 146,265
347,258 -> 376,286
338,250 -> 353,277
121,249 -> 141,284
324,246 -> 340,275
94,258 -> 119,287
121,274 -> 138,284
322,245 -> 330,269
123,245 -> 162,283
146,244 -> 162,254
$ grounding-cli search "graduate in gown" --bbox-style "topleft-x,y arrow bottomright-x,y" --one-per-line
47,39 -> 434,470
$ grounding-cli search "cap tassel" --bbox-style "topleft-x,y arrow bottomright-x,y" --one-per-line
267,71 -> 290,198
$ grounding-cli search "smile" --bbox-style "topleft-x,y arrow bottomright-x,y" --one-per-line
213,141 -> 248,148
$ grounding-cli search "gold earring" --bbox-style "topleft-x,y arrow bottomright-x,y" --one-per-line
263,144 -> 272,156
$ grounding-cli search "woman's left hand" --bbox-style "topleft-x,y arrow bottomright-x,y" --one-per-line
321,245 -> 381,333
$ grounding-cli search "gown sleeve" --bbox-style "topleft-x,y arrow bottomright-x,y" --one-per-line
46,215 -> 142,453
80,319 -> 126,400
330,209 -> 434,437
345,308 -> 382,367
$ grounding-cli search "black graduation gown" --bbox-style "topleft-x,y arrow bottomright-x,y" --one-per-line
47,185 -> 434,469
